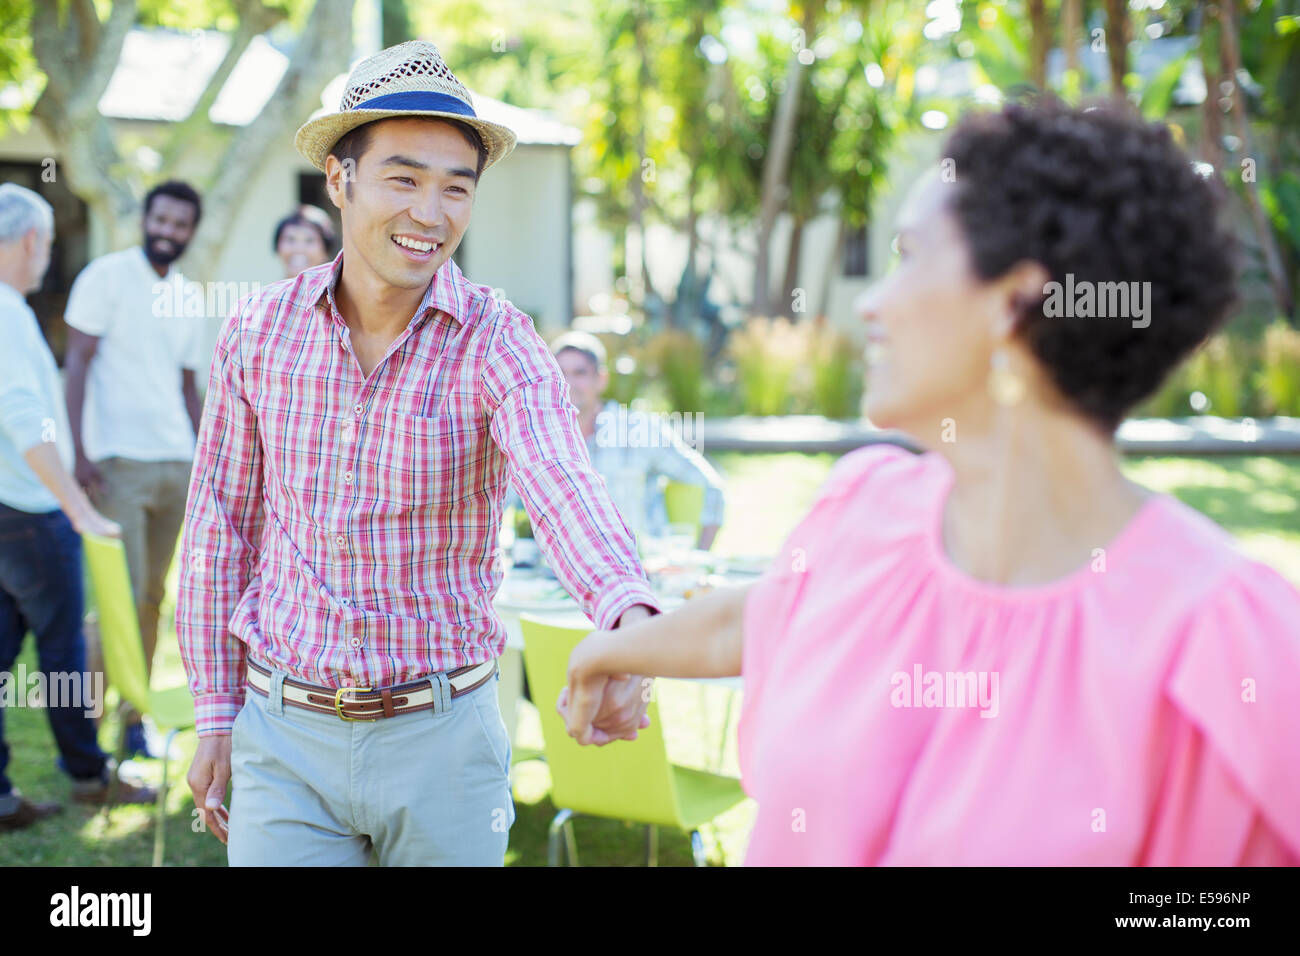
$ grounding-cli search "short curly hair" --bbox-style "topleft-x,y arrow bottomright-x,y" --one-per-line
943,97 -> 1238,432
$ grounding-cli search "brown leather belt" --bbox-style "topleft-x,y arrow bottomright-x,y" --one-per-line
245,656 -> 497,720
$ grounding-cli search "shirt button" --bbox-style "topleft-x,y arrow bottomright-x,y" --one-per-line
353,404 -> 364,416
343,470 -> 353,484
350,638 -> 361,648
340,598 -> 352,607
335,534 -> 346,547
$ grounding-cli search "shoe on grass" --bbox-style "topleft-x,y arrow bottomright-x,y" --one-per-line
70,771 -> 158,807
0,794 -> 63,833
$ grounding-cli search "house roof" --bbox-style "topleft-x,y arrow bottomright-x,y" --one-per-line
96,27 -> 581,147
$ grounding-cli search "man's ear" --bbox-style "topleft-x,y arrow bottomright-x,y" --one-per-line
323,155 -> 350,211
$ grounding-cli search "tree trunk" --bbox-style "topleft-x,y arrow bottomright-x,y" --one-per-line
780,215 -> 804,319
1199,4 -> 1225,174
752,4 -> 819,317
1104,0 -> 1129,97
1063,0 -> 1082,78
1213,0 -> 1294,317
1028,0 -> 1049,90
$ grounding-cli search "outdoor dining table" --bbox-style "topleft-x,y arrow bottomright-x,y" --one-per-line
491,550 -> 768,768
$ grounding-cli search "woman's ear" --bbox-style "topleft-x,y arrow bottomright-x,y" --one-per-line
996,259 -> 1052,339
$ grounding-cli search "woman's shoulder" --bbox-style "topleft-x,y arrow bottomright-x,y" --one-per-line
1151,503 -> 1300,855
817,442 -> 941,502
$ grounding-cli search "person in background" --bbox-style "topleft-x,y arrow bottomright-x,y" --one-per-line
509,330 -> 726,550
561,99 -> 1300,865
0,183 -> 157,832
63,180 -> 207,761
274,204 -> 337,279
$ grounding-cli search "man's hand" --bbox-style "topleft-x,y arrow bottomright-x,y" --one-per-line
558,605 -> 656,746
74,455 -> 105,501
67,503 -> 121,539
187,734 -> 232,845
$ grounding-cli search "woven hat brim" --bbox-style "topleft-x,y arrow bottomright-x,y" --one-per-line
295,109 -> 518,174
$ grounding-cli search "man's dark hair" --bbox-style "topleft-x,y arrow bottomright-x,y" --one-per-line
943,97 -> 1238,433
143,179 -> 202,227
329,118 -> 489,198
272,204 -> 338,255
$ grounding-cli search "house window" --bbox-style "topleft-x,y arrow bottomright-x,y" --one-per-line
842,223 -> 869,278
0,160 -> 90,363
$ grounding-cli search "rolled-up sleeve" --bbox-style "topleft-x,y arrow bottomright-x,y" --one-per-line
0,347 -> 53,455
175,298 -> 265,735
481,312 -> 660,629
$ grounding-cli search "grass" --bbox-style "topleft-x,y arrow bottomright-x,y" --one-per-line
2,451 -> 1297,867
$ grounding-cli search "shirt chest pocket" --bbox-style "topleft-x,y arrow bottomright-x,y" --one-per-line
372,410 -> 465,510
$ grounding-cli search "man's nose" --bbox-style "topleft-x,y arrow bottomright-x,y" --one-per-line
409,190 -> 445,229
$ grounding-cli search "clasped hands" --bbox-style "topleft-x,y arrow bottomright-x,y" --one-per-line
557,604 -> 653,746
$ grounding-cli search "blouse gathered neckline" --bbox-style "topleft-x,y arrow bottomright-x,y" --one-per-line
923,463 -> 1168,605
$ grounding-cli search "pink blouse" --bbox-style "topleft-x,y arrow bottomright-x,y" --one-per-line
738,445 -> 1300,865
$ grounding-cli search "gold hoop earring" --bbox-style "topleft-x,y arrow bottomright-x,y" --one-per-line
988,349 -> 1026,407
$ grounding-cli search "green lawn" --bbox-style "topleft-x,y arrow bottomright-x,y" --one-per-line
2,451 -> 1296,867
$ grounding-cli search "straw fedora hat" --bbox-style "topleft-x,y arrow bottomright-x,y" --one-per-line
295,40 -> 517,174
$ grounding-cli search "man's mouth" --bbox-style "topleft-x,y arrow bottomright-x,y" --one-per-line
391,235 -> 442,260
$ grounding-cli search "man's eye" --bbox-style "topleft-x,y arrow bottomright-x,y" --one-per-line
391,177 -> 415,186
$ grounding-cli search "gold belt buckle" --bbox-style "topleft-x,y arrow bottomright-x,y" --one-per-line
334,685 -> 373,721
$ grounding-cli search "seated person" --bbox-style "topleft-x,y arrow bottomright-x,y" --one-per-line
507,330 -> 725,550
273,204 -> 337,278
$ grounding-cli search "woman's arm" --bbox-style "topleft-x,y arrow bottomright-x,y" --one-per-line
561,582 -> 751,744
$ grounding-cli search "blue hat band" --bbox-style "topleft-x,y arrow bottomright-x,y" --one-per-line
352,90 -> 477,118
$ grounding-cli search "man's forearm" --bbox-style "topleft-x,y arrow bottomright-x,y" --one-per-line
64,360 -> 90,460
22,441 -> 93,521
584,583 -> 750,680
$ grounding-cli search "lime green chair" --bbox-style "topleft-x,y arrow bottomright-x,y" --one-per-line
82,532 -> 195,867
662,480 -> 705,533
519,615 -> 746,866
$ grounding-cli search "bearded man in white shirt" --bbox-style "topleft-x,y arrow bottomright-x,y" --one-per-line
63,180 -> 207,760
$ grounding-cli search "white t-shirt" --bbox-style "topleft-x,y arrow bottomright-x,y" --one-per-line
63,246 -> 205,462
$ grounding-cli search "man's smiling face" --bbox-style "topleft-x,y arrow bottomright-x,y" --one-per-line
324,117 -> 479,292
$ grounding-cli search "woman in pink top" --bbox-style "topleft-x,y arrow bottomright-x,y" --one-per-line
558,99 -> 1300,865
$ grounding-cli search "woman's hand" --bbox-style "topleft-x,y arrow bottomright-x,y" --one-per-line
558,629 -> 632,746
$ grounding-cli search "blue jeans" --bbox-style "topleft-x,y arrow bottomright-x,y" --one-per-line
0,501 -> 109,796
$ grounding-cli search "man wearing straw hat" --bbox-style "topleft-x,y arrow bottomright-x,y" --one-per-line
176,40 -> 660,865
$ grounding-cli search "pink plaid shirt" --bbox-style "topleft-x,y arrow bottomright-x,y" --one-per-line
176,252 -> 659,736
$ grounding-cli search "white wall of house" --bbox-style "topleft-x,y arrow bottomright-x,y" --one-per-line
458,143 -> 572,334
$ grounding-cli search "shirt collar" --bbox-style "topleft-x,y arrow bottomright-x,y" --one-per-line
307,249 -> 473,329
0,279 -> 28,309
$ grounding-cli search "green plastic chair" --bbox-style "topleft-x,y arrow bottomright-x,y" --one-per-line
82,532 -> 195,867
519,614 -> 746,866
662,480 -> 705,532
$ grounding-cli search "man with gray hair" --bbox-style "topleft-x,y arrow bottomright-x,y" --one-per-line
508,330 -> 726,549
0,183 -> 156,833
